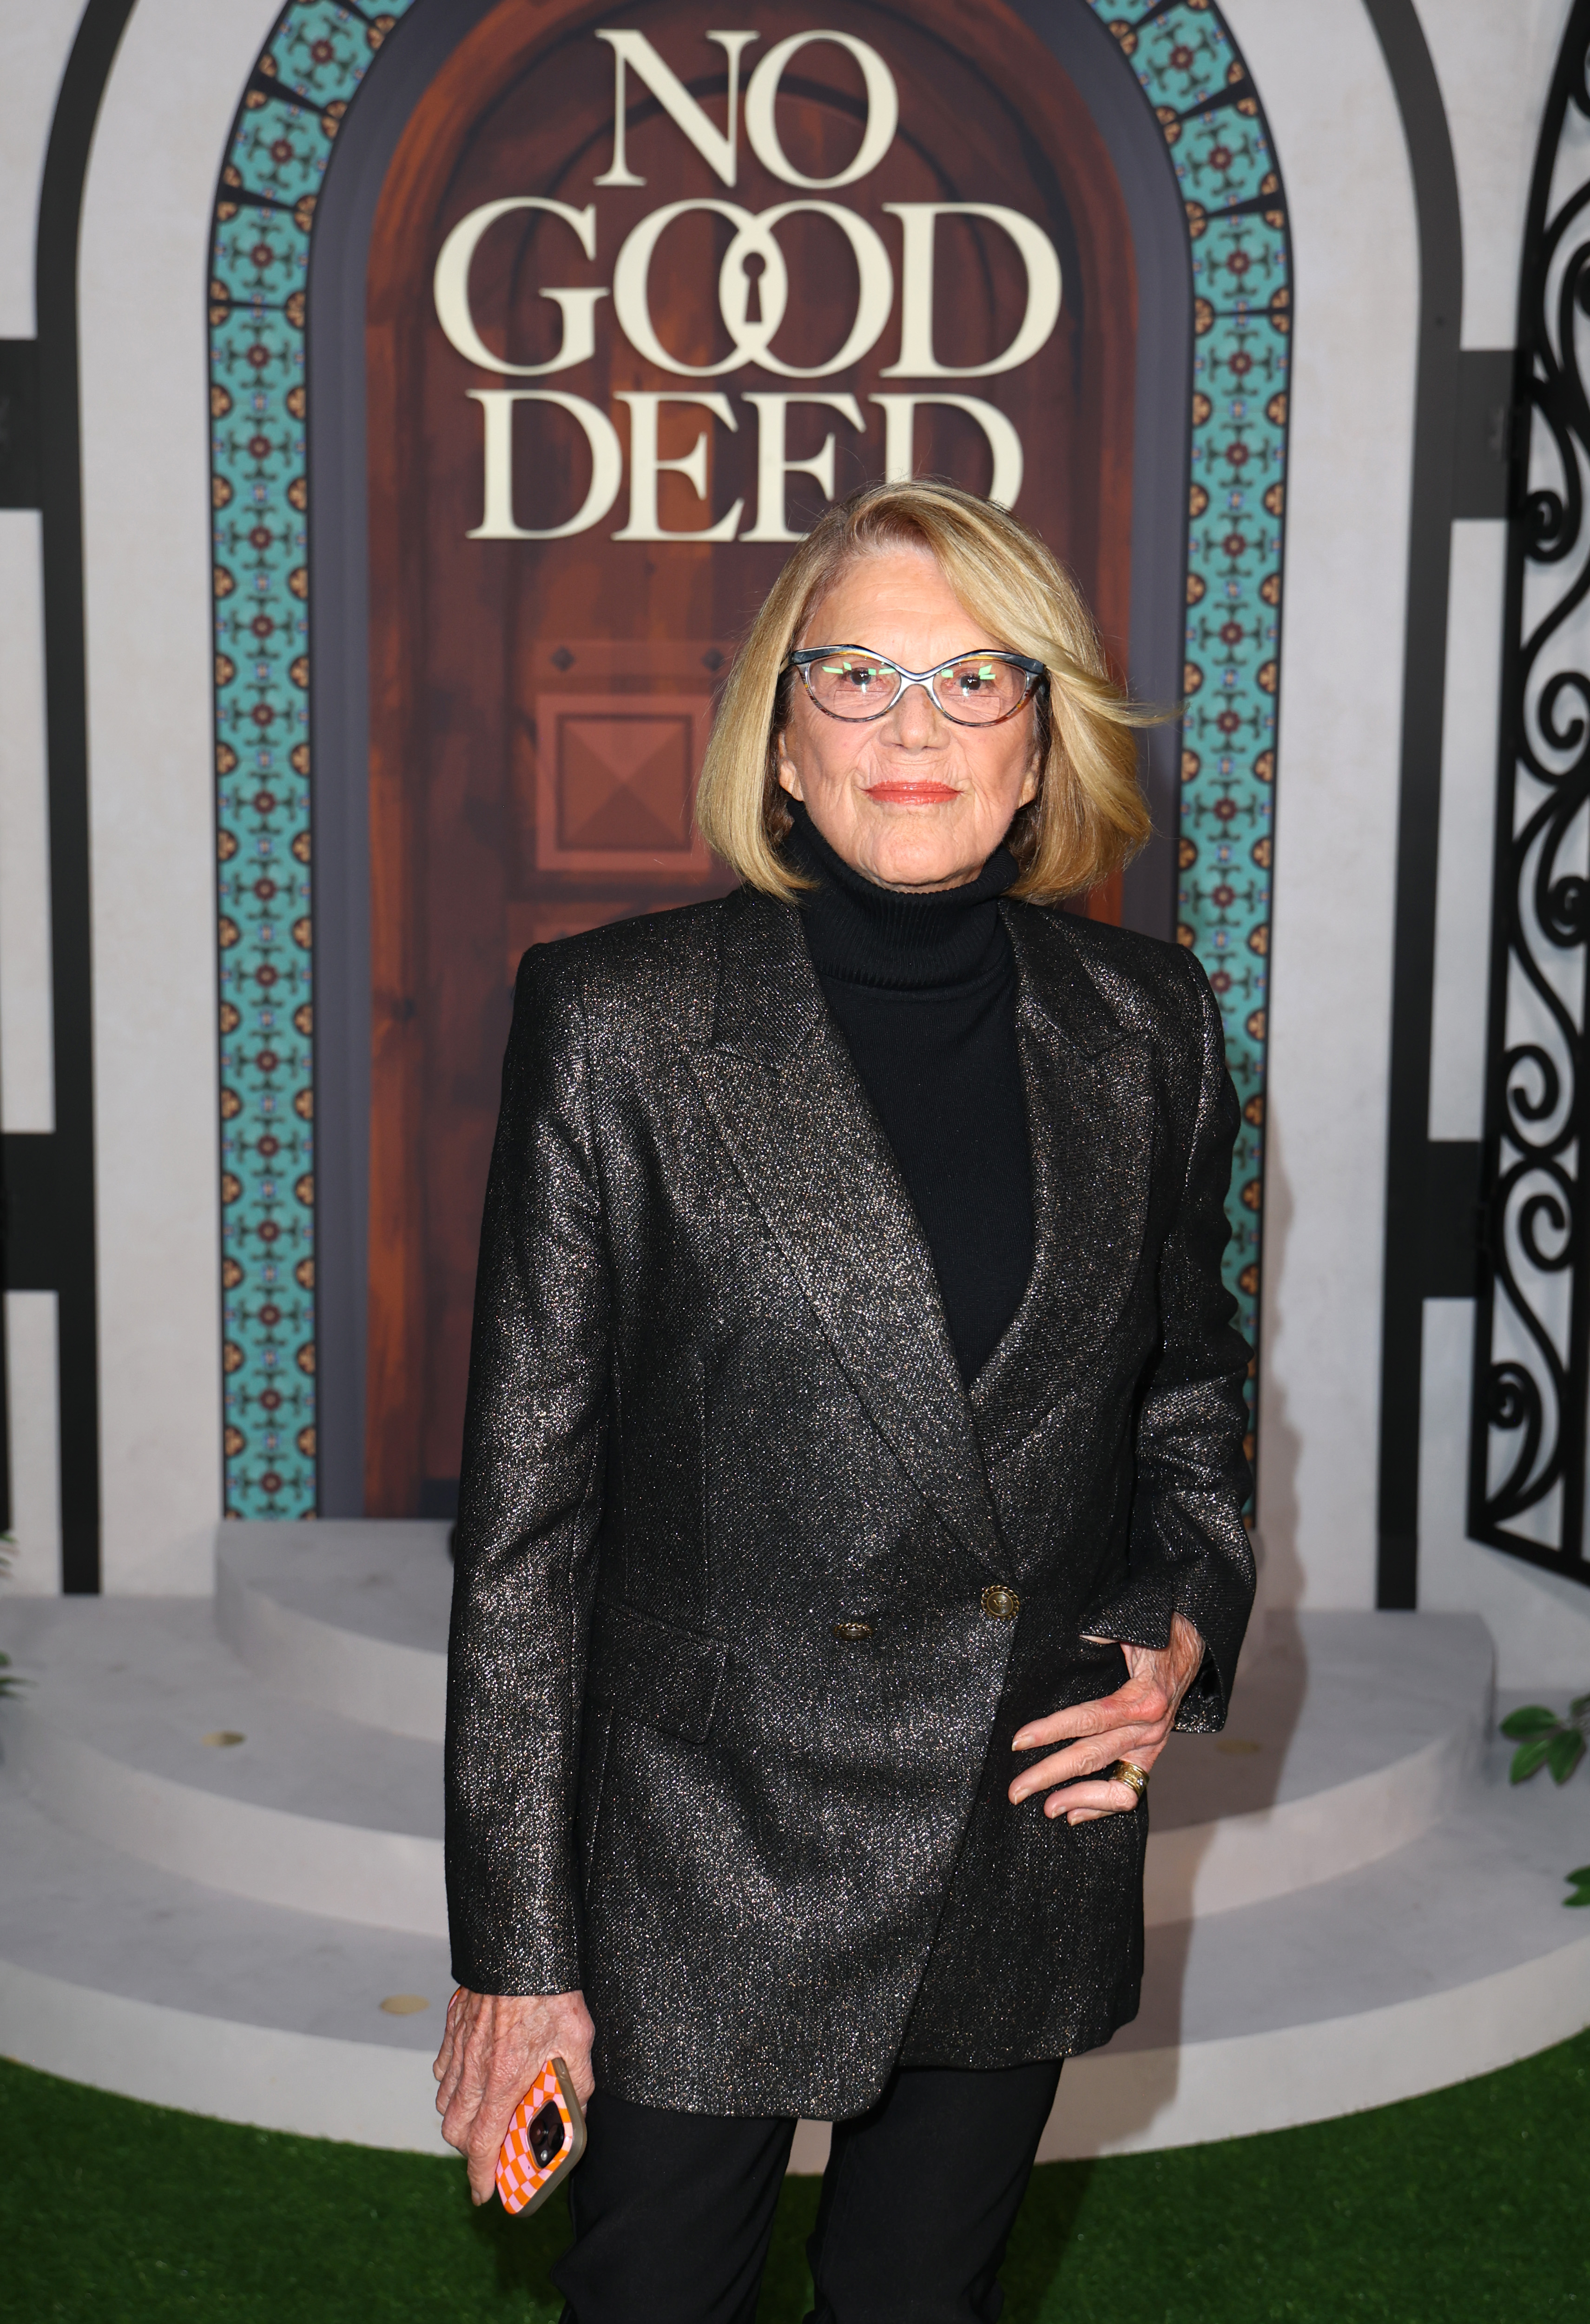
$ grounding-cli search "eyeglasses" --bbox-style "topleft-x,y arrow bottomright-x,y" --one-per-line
785,645 -> 1044,726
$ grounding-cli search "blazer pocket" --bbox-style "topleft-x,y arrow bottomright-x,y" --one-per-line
587,1601 -> 728,1744
575,1703 -> 614,1906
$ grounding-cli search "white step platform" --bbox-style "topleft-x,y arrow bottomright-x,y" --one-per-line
1,1522 -> 1587,2161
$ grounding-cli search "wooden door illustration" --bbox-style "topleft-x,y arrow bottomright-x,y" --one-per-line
363,0 -> 1141,1514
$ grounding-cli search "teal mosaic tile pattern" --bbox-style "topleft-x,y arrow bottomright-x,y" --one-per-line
209,2 -> 416,1519
1094,0 -> 1292,1466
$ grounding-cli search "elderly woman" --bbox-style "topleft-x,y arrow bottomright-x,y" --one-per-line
434,480 -> 1253,2321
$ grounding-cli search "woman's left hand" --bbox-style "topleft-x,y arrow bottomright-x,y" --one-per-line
1008,1612 -> 1206,1823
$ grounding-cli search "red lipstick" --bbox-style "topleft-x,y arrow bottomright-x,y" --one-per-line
863,781 -> 960,805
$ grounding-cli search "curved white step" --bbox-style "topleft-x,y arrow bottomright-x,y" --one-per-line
1,1599 -> 445,1936
3,1717 -> 1585,2161
217,1520 -> 451,1743
1039,1727 -> 1590,2155
0,1582 -> 1495,1941
3,1524 -> 1555,2165
1144,1611 -> 1492,1923
215,1525 -> 1494,1922
0,1783 -> 451,2151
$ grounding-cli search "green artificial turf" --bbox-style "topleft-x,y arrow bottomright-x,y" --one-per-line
3,2031 -> 1587,2322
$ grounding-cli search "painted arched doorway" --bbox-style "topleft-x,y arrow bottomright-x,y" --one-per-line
208,0 -> 1291,1522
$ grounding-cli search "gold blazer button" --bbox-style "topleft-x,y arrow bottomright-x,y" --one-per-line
832,1620 -> 873,1643
981,1584 -> 1021,1621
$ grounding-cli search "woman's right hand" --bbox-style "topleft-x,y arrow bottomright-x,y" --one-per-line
434,1986 -> 595,2204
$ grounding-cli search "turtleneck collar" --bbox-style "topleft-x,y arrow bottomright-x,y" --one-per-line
783,796 -> 1018,992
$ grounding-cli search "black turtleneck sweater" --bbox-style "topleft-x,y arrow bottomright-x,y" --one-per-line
787,801 -> 1034,1385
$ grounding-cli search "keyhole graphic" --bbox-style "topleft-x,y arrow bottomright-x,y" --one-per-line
742,251 -> 765,325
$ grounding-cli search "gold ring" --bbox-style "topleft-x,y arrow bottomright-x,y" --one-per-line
1108,1758 -> 1149,1801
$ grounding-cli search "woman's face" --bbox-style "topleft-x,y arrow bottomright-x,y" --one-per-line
776,546 -> 1041,892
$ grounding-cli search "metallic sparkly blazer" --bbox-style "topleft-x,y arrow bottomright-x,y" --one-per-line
445,885 -> 1254,2119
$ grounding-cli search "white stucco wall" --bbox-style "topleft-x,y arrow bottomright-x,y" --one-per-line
0,2 -> 79,1127
0,0 -> 84,341
75,0 -> 284,1589
1421,1299 -> 1590,1685
1426,0 -> 1571,353
0,2 -> 81,1596
1224,0 -> 1418,1610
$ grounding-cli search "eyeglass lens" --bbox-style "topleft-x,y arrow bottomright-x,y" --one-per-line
804,651 -> 1030,723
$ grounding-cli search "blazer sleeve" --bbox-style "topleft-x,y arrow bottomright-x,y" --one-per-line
1083,945 -> 1256,1729
444,945 -> 612,1995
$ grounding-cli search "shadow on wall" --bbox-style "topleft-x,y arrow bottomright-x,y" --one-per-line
1036,1637 -> 1314,2155
1254,1111 -> 1306,1617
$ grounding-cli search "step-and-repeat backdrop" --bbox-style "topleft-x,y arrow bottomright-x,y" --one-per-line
208,1 -> 1288,1520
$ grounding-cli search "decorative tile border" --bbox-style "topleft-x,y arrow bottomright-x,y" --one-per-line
210,2 -> 417,1519
211,0 -> 1288,1514
1093,1 -> 1291,1466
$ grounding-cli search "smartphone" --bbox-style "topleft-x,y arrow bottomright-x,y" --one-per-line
495,2055 -> 587,2217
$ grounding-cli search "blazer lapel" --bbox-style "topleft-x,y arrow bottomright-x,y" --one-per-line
971,904 -> 1157,1458
684,889 -> 1003,1573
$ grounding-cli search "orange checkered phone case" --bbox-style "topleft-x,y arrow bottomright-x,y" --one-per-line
496,2056 -> 587,2217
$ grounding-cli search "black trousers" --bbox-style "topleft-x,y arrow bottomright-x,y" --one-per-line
552,2059 -> 1062,2324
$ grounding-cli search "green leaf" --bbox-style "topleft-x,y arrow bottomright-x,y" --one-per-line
1500,1705 -> 1561,1739
1570,1692 -> 1590,1718
1565,1882 -> 1590,1907
1510,1736 -> 1555,1783
1567,1865 -> 1590,1883
1547,1728 -> 1587,1784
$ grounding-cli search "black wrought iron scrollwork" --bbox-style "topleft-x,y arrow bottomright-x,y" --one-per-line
1470,0 -> 1590,1584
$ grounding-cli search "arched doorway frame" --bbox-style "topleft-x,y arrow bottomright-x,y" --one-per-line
207,0 -> 1292,1519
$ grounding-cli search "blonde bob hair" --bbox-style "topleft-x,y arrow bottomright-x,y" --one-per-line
694,479 -> 1155,905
